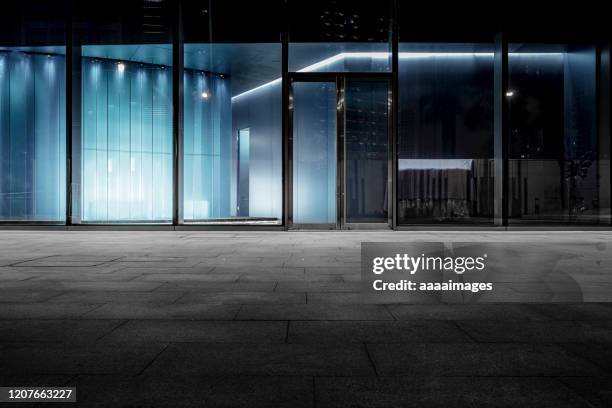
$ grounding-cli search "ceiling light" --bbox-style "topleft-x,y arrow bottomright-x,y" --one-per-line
201,91 -> 209,99
117,62 -> 125,73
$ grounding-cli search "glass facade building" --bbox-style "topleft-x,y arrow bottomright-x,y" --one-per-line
0,0 -> 610,229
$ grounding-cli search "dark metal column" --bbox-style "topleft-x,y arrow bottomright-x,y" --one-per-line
172,0 -> 184,226
494,31 -> 509,226
390,0 -> 398,229
282,0 -> 290,229
66,1 -> 81,225
336,75 -> 345,229
65,5 -> 73,226
598,44 -> 611,224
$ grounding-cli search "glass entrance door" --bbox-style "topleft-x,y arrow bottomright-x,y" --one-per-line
344,79 -> 390,227
291,81 -> 338,228
289,76 -> 390,229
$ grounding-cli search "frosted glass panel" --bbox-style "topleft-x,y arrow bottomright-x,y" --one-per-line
292,81 -> 336,224
81,56 -> 172,222
183,70 -> 231,220
0,51 -> 66,221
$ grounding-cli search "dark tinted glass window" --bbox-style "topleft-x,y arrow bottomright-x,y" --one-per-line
508,44 -> 608,224
397,44 -> 494,224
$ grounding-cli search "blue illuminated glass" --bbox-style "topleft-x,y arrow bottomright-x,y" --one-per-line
80,56 -> 172,222
182,43 -> 283,224
0,50 -> 66,221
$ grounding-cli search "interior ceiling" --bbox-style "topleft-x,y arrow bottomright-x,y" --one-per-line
81,43 -> 282,97
5,43 -> 571,98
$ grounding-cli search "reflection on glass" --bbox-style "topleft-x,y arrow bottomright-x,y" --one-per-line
345,80 -> 389,223
183,44 -> 282,224
292,81 -> 337,225
0,49 -> 66,221
80,46 -> 173,222
397,44 -> 494,224
508,44 -> 608,224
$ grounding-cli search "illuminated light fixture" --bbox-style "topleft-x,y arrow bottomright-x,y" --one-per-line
201,91 -> 210,99
117,62 -> 125,73
505,90 -> 515,97
231,51 -> 564,101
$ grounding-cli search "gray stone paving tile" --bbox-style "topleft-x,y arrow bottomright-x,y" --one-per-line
176,292 -> 306,305
145,343 -> 374,376
0,342 -> 167,375
213,266 -> 304,276
236,304 -> 394,321
103,320 -> 287,342
134,273 -> 240,282
27,274 -> 143,282
284,257 -> 355,268
0,269 -> 38,281
315,377 -> 591,408
388,304 -> 550,321
12,255 -> 120,267
275,282 -> 362,292
288,321 -> 472,343
0,303 -> 102,319
559,343 -> 612,375
457,321 -> 612,342
204,376 -> 314,408
306,292 -> 446,305
57,375 -> 215,408
367,343 -> 605,376
528,303 -> 612,321
199,257 -> 288,268
0,374 -> 74,386
153,282 -> 276,292
558,377 -> 612,408
0,290 -> 66,303
46,291 -> 184,304
0,319 -> 123,343
84,303 -> 240,319
84,303 -> 240,320
48,281 -> 163,291
117,266 -> 216,274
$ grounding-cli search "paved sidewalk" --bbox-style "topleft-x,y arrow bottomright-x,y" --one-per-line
0,231 -> 611,407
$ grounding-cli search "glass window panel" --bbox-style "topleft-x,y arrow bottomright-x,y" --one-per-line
0,1 -> 67,222
182,1 -> 282,224
292,81 -> 337,225
508,44 -> 608,224
397,43 -> 495,224
73,0 -> 173,223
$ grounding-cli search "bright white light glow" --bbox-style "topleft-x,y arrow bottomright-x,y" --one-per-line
201,91 -> 210,99
399,159 -> 473,171
117,62 -> 125,73
506,90 -> 515,97
231,51 -> 565,101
